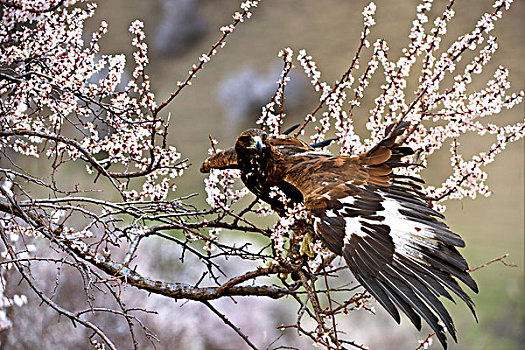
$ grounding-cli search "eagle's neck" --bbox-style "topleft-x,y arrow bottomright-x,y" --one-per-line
237,149 -> 269,199
237,146 -> 303,210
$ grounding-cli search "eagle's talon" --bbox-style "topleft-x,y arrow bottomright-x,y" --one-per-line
278,272 -> 289,280
299,231 -> 316,259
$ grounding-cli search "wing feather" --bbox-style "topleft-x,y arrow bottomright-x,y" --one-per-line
357,277 -> 401,323
385,265 -> 457,341
378,269 -> 449,346
375,278 -> 423,330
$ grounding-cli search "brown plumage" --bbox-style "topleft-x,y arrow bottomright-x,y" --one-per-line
200,123 -> 477,349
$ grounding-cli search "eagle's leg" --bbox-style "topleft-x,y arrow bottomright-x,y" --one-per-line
276,221 -> 316,281
291,220 -> 316,259
299,229 -> 315,259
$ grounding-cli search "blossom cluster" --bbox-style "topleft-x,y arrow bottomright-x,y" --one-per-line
269,202 -> 308,262
171,0 -> 260,95
256,47 -> 294,135
0,219 -> 37,332
204,168 -> 248,209
0,0 -> 243,332
362,2 -> 377,29
417,335 -> 434,350
296,2 -> 380,154
203,228 -> 221,252
1,1 -> 188,205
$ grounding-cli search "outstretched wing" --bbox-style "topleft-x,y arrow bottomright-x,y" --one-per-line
283,123 -> 477,349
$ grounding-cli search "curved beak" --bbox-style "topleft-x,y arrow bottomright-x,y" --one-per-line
247,136 -> 265,152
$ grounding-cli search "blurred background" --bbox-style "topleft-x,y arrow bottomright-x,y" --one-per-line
3,0 -> 524,349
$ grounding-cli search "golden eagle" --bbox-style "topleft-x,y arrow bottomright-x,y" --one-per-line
201,123 -> 477,348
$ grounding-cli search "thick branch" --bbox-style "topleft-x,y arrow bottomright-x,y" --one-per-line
0,199 -> 294,301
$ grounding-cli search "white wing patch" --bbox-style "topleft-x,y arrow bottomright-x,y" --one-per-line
326,209 -> 337,217
339,196 -> 355,206
378,195 -> 437,257
340,191 -> 438,257
344,216 -> 367,240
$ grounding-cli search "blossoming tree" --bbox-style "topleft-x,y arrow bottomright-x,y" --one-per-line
0,0 -> 522,349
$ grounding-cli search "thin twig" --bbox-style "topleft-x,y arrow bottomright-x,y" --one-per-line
415,332 -> 435,350
468,253 -> 517,272
201,300 -> 259,350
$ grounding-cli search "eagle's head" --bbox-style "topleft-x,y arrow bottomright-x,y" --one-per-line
234,128 -> 269,163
